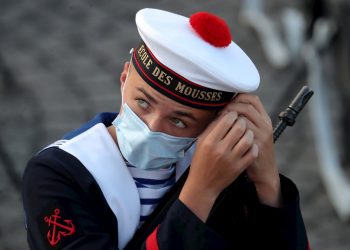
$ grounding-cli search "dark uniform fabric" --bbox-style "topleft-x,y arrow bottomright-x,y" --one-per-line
205,175 -> 308,250
22,148 -> 119,250
22,114 -> 309,250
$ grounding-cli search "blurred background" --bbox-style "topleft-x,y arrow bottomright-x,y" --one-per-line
1,0 -> 350,249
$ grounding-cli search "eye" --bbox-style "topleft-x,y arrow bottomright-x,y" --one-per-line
137,99 -> 149,109
172,118 -> 186,128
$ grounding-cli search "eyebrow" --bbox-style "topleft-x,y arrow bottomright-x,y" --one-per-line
137,87 -> 158,104
173,110 -> 198,122
137,87 -> 198,122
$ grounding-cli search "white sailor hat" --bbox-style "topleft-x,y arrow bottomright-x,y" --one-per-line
132,8 -> 260,109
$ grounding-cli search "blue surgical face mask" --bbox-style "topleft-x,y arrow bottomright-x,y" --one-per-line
112,103 -> 195,170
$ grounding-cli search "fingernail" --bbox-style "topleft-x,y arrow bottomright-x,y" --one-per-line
247,130 -> 254,143
238,117 -> 246,127
252,144 -> 259,157
227,111 -> 237,120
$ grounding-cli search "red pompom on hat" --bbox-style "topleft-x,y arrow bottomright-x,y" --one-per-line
189,12 -> 232,48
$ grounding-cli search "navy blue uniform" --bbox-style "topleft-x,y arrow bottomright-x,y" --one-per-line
22,113 -> 309,249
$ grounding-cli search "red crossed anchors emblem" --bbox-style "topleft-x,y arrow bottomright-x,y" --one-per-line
44,208 -> 76,246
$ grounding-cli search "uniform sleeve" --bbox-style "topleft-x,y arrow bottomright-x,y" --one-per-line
142,199 -> 231,250
141,175 -> 309,250
22,148 -> 119,250
245,175 -> 309,250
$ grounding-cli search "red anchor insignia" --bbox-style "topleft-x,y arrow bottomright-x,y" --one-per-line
44,208 -> 76,246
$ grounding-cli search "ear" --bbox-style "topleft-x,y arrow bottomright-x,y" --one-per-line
120,61 -> 131,88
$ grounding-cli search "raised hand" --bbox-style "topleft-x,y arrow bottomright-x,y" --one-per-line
224,94 -> 282,207
179,111 -> 258,222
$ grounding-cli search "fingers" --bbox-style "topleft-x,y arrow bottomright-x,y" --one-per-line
221,113 -> 258,160
204,111 -> 238,142
221,117 -> 247,149
221,116 -> 256,160
234,94 -> 267,115
224,102 -> 261,126
224,94 -> 273,131
239,143 -> 259,168
232,129 -> 255,153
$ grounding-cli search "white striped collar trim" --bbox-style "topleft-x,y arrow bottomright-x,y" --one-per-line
58,123 -> 140,249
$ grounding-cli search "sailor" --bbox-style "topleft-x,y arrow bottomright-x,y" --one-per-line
22,8 -> 309,250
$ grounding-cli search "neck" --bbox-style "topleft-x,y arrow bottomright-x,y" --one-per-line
107,125 -> 118,144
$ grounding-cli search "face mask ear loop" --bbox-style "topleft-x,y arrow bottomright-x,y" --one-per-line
121,48 -> 134,106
